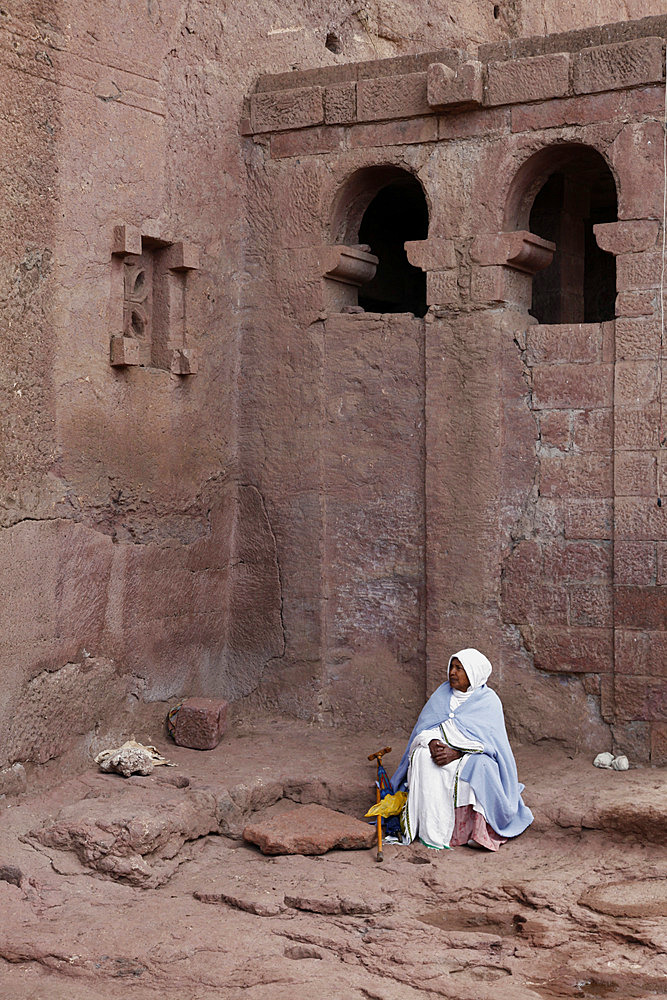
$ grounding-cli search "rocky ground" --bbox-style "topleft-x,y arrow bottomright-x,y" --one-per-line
0,717 -> 665,1000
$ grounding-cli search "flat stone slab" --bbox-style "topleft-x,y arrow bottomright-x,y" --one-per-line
242,803 -> 376,855
579,877 -> 667,918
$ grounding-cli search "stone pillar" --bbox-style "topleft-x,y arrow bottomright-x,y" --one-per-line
417,232 -> 554,691
594,219 -> 667,763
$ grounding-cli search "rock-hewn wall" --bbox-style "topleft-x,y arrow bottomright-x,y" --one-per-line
240,18 -> 667,760
2,0 -> 667,775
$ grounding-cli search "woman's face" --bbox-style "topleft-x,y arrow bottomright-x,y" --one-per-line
449,657 -> 470,691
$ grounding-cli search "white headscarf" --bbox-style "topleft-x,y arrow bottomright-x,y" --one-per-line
447,648 -> 493,707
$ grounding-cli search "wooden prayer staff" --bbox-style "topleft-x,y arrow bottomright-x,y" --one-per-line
368,746 -> 391,862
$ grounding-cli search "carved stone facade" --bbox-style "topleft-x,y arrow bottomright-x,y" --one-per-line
2,2 -> 667,777
241,16 -> 667,760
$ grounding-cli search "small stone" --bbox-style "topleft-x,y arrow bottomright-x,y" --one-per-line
0,763 -> 27,798
194,887 -> 284,916
242,803 -> 376,855
611,755 -> 629,771
0,864 -> 23,887
99,745 -> 155,777
593,752 -> 614,768
285,945 -> 324,960
173,698 -> 228,751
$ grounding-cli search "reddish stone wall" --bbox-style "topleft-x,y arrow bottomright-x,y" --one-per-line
242,15 -> 667,759
3,2 -> 667,776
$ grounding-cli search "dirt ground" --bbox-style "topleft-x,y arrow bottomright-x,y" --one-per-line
0,716 -> 665,1000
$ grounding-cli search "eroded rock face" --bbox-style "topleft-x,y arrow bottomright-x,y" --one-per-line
242,803 -> 376,855
25,782 -> 219,888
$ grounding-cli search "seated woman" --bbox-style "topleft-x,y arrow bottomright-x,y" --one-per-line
391,648 -> 533,851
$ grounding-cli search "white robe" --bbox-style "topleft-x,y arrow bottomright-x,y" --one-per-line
402,719 -> 485,850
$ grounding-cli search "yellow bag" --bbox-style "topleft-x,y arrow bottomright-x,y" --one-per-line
364,791 -> 407,818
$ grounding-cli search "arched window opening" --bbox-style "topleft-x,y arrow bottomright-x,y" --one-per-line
330,166 -> 429,318
526,149 -> 617,324
357,177 -> 428,317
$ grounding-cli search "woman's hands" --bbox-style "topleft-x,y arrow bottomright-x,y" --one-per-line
428,739 -> 462,767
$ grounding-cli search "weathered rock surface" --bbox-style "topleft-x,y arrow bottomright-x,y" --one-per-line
580,876 -> 667,918
243,802 -> 376,855
0,728 -> 665,999
26,781 -> 219,887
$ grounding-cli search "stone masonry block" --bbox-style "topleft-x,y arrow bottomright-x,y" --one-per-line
324,82 -> 356,124
173,697 -> 229,750
525,323 -> 603,364
612,721 -> 651,763
112,224 -> 142,256
539,410 -> 571,450
271,126 -> 344,159
426,269 -> 459,306
611,123 -> 665,221
521,625 -> 613,674
348,116 -> 437,149
250,87 -> 324,133
356,73 -> 430,122
615,629 -> 667,676
568,585 -> 613,628
659,543 -> 667,585
571,408 -> 612,452
593,220 -> 659,255
439,106 -> 509,140
470,265 -> 531,306
543,540 -> 612,583
615,360 -> 659,406
573,37 -> 664,96
511,91 -> 622,133
162,242 -> 199,271
650,722 -> 667,765
614,675 -> 667,723
615,405 -> 661,450
615,498 -> 667,541
540,453 -> 612,499
614,541 -> 657,587
614,450 -> 657,497
615,290 -> 656,318
427,60 -> 483,108
600,674 -> 614,722
615,316 -> 661,360
564,500 -> 613,540
486,53 -> 569,107
532,363 -> 613,410
616,252 -> 662,291
615,586 -> 667,630
110,335 -> 141,367
501,579 -> 567,625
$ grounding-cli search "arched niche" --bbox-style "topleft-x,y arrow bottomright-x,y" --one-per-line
330,165 -> 429,318
505,144 -> 618,324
